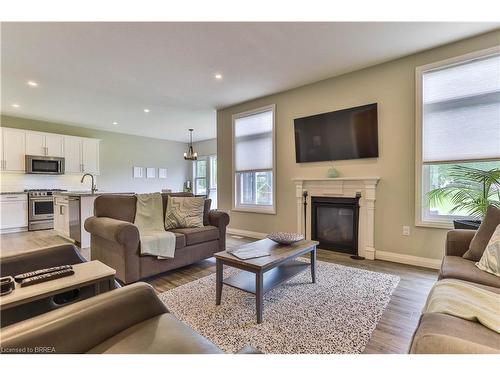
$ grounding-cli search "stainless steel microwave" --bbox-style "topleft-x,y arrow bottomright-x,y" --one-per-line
25,155 -> 65,174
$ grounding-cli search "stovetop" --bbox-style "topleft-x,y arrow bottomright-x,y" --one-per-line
25,189 -> 67,197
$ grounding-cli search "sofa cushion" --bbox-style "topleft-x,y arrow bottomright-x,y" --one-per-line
439,256 -> 500,288
464,205 -> 500,261
410,312 -> 500,354
165,196 -> 205,230
87,313 -> 223,354
171,226 -> 219,246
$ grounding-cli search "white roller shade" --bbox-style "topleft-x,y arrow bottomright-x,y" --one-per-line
422,53 -> 500,163
234,109 -> 273,172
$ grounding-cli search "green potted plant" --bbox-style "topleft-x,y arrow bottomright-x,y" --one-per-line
427,165 -> 500,229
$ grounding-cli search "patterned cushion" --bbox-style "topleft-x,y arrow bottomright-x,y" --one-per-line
476,224 -> 500,277
165,196 -> 205,230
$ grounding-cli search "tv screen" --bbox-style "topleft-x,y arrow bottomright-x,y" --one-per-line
294,103 -> 379,163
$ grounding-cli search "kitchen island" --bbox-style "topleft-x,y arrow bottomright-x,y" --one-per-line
53,191 -> 134,248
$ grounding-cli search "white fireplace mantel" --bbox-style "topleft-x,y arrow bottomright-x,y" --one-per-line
293,177 -> 380,260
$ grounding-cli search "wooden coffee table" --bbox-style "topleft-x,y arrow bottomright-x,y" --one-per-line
214,239 -> 318,323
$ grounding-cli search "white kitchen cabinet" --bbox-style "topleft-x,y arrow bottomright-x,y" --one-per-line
45,134 -> 64,157
26,132 -> 64,157
0,194 -> 28,232
63,136 -> 100,175
26,131 -> 46,156
64,136 -> 83,173
53,196 -> 70,237
1,128 -> 26,172
82,138 -> 100,174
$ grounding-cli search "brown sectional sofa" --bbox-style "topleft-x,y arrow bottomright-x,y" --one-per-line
409,229 -> 500,354
84,193 -> 230,284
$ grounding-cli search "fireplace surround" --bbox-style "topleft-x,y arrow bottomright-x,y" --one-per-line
293,177 -> 380,260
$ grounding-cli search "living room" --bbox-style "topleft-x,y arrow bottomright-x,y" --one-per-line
1,1 -> 499,374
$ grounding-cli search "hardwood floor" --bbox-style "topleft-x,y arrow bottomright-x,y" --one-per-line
0,230 -> 437,354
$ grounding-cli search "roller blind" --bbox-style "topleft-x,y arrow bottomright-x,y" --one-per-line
234,109 -> 273,172
422,53 -> 500,163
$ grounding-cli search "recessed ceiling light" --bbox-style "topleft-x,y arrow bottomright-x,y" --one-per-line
214,73 -> 223,80
143,108 -> 150,113
11,103 -> 20,108
112,121 -> 118,125
27,80 -> 38,87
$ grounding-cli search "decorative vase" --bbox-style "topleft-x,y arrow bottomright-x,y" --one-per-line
327,167 -> 339,178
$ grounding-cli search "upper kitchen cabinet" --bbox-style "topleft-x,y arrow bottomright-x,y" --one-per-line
64,136 -> 83,173
0,127 -> 100,174
1,128 -> 26,172
82,138 -> 100,174
26,132 -> 64,157
63,136 -> 100,175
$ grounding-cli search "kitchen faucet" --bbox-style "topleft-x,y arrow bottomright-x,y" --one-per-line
81,173 -> 97,194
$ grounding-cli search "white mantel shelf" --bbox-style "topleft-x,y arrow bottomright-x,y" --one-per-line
293,176 -> 381,260
292,177 -> 380,181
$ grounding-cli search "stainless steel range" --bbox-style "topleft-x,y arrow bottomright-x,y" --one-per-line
26,189 -> 67,231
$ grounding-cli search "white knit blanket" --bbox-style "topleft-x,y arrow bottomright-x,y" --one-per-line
134,192 -> 176,259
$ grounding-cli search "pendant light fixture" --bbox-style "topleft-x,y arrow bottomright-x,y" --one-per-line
183,128 -> 198,160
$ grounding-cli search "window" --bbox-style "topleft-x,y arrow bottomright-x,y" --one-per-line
416,48 -> 500,227
233,105 -> 276,214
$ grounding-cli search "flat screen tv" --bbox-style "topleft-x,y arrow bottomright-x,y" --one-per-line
294,103 -> 379,163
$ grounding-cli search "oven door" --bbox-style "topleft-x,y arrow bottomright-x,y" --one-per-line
26,155 -> 65,175
29,197 -> 55,221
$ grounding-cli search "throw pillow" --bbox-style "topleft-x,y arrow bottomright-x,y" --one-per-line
463,205 -> 500,261
476,224 -> 500,277
165,196 -> 205,229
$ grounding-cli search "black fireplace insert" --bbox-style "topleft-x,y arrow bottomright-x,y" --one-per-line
311,195 -> 361,254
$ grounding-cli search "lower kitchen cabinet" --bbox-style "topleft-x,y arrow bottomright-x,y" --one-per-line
53,195 -> 70,238
0,194 -> 28,232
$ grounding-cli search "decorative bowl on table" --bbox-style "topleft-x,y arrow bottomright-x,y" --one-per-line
267,232 -> 304,245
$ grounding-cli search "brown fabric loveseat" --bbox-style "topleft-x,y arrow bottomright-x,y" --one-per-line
84,193 -> 229,284
409,229 -> 500,354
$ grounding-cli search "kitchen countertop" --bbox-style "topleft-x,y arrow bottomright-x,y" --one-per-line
53,191 -> 134,197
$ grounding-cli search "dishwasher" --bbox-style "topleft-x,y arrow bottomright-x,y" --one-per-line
68,196 -> 81,244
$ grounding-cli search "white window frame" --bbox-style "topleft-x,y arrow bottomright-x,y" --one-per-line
415,46 -> 500,229
232,104 -> 276,214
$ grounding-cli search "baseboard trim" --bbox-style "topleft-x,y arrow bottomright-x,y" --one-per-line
375,250 -> 441,269
227,228 -> 268,239
226,228 -> 442,269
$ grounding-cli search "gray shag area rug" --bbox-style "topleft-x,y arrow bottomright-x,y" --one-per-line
159,260 -> 400,354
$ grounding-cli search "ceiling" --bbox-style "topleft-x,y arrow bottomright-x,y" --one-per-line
1,22 -> 499,142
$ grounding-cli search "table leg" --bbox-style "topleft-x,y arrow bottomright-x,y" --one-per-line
256,271 -> 264,324
311,246 -> 317,283
216,259 -> 223,305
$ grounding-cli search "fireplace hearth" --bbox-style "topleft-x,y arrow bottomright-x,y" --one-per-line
311,195 -> 361,254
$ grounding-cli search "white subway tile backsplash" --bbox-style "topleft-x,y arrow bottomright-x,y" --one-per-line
0,173 -> 94,192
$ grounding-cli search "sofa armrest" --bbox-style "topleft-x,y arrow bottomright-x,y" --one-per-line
85,216 -> 140,248
0,244 -> 86,277
445,229 -> 476,257
0,283 -> 168,353
208,210 -> 230,228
